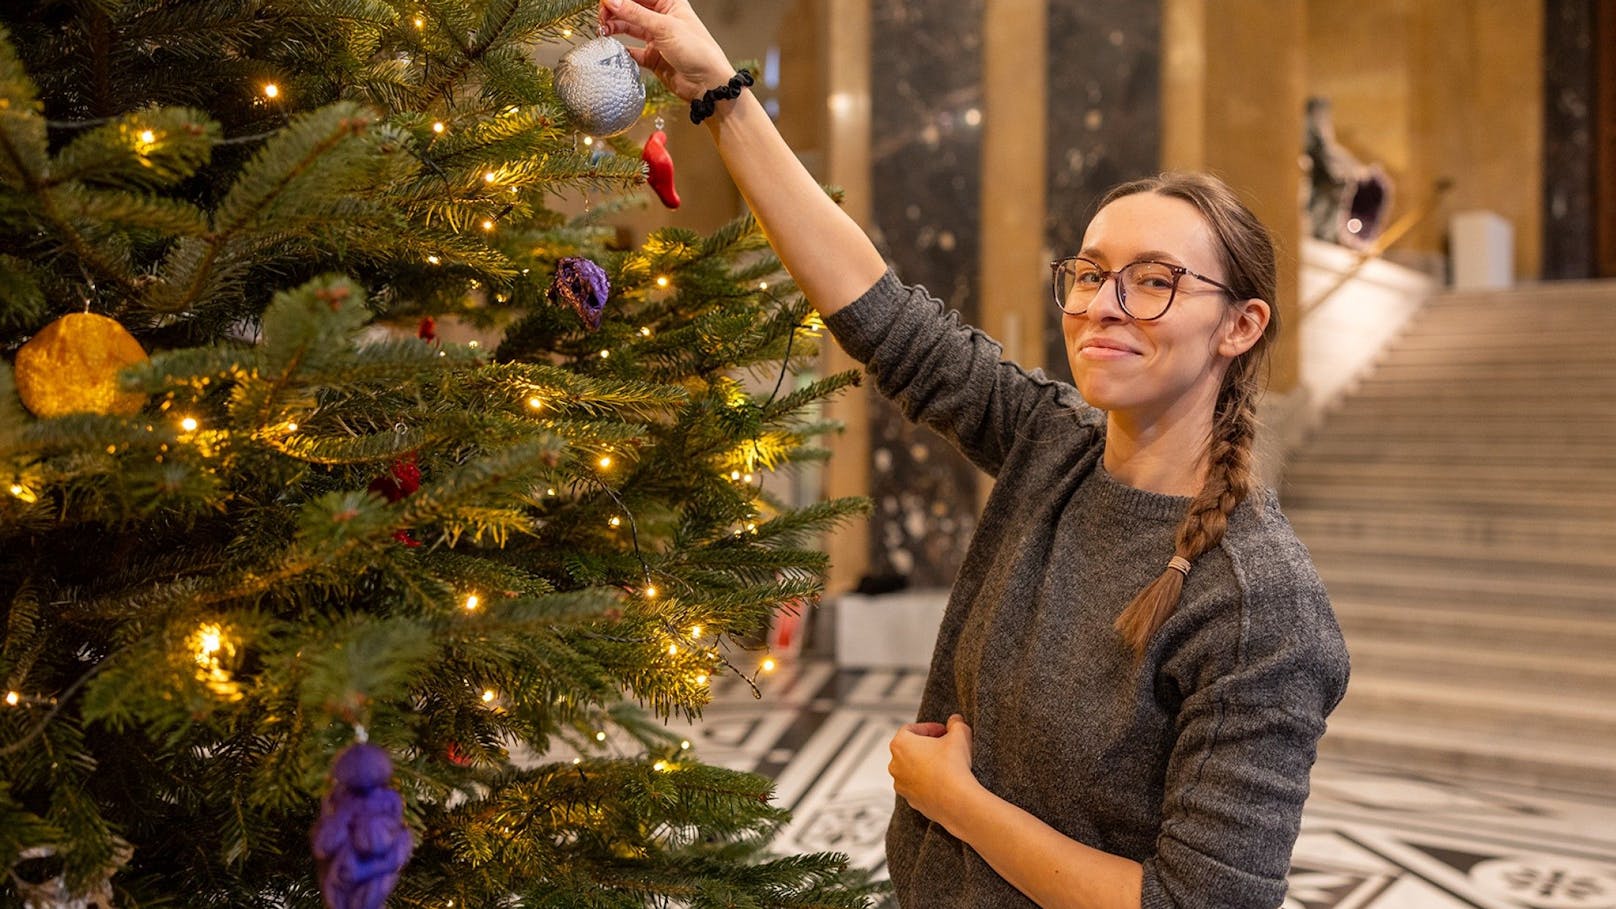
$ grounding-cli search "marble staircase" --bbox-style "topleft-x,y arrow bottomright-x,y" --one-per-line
1282,280 -> 1616,795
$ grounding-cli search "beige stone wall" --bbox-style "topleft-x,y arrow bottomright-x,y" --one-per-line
1306,0 -> 1544,279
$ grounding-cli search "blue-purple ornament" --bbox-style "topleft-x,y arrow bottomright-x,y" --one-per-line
311,743 -> 413,909
548,256 -> 610,330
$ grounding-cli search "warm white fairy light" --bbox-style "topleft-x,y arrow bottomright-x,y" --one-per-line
694,673 -> 709,685
746,522 -> 757,533
263,83 -> 279,99
598,455 -> 613,469
653,760 -> 669,772
689,625 -> 702,638
467,340 -> 480,349
667,643 -> 679,656
608,515 -> 621,528
743,474 -> 754,484
545,487 -> 557,497
413,16 -> 424,28
4,691 -> 19,706
463,593 -> 480,611
285,421 -> 298,432
639,326 -> 652,337
644,586 -> 658,599
179,416 -> 199,432
595,731 -> 607,742
427,254 -> 441,265
655,275 -> 670,288
528,396 -> 543,410
481,219 -> 495,231
759,281 -> 768,290
680,740 -> 690,750
139,129 -> 155,144
729,470 -> 741,481
599,349 -> 610,359
760,657 -> 777,673
481,689 -> 496,703
562,27 -> 574,37
432,121 -> 445,134
582,136 -> 594,146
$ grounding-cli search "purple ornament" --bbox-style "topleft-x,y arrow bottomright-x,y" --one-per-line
548,256 -> 610,330
311,743 -> 413,909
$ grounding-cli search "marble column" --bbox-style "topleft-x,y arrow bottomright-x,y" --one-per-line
1543,0 -> 1596,280
1044,1 -> 1162,376
866,0 -> 986,587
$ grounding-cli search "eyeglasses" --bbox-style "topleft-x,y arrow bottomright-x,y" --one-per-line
1050,256 -> 1238,321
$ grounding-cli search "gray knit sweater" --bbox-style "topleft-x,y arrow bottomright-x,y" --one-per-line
824,271 -> 1350,909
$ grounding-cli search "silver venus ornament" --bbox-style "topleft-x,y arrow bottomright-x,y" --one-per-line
553,37 -> 646,137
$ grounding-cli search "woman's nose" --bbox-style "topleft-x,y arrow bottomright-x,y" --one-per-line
1084,275 -> 1130,321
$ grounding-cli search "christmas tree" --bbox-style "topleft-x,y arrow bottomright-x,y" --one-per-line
0,1 -> 875,905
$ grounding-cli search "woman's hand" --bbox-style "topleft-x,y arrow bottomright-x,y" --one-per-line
597,0 -> 735,102
889,714 -> 980,836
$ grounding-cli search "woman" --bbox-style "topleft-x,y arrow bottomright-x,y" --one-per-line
597,2 -> 1350,907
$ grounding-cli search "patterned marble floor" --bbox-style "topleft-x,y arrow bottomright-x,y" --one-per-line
671,661 -> 1616,909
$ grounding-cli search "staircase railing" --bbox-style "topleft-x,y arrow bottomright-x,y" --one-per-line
1302,178 -> 1455,316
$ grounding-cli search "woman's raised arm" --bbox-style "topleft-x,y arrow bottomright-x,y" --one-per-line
599,0 -> 889,317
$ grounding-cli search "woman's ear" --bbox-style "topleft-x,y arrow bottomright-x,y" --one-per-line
1219,297 -> 1271,358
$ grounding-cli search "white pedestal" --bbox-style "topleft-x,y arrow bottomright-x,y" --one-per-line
833,589 -> 950,669
1449,210 -> 1514,289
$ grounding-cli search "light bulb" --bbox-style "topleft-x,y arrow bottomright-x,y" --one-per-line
263,83 -> 280,99
598,455 -> 613,469
759,281 -> 768,290
608,515 -> 621,527
481,219 -> 495,231
653,760 -> 668,772
639,326 -> 652,336
694,673 -> 708,685
414,16 -> 424,28
689,625 -> 702,638
528,396 -> 543,410
730,470 -> 741,481
583,136 -> 594,146
8,484 -> 22,497
599,349 -> 610,359
545,487 -> 557,496
427,254 -> 441,265
464,594 -> 480,611
484,171 -> 497,183
481,689 -> 496,702
644,586 -> 657,599
180,416 -> 199,432
680,740 -> 690,750
4,691 -> 18,706
139,129 -> 155,144
285,422 -> 298,432
563,27 -> 573,37
761,657 -> 777,673
595,731 -> 607,742
432,121 -> 445,134
655,275 -> 670,288
667,643 -> 679,656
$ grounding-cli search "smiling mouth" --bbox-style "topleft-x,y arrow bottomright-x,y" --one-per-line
1080,339 -> 1139,356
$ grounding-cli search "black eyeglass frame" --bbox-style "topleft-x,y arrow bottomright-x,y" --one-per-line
1049,256 -> 1239,321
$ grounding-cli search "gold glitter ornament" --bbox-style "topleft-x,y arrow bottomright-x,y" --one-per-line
14,312 -> 149,417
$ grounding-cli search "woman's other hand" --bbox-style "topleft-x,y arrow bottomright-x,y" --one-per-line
889,714 -> 980,834
598,0 -> 734,102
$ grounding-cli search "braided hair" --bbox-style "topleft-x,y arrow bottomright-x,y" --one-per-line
1103,173 -> 1280,658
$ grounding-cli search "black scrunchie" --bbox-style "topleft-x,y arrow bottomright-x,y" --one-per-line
690,70 -> 755,125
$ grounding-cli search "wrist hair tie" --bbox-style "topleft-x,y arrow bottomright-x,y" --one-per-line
1167,556 -> 1192,577
690,70 -> 754,125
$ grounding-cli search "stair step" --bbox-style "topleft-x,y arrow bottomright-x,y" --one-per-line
1332,602 -> 1616,657
1284,461 -> 1616,494
1319,713 -> 1616,795
1316,565 -> 1616,614
1284,482 -> 1616,514
1343,637 -> 1616,697
1293,438 -> 1616,467
1306,541 -> 1616,576
1331,675 -> 1616,743
1341,383 -> 1616,403
1286,508 -> 1616,549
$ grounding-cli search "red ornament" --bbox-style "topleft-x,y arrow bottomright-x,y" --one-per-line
417,316 -> 437,342
641,130 -> 680,209
369,453 -> 423,547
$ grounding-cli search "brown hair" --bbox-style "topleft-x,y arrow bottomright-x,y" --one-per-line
1102,173 -> 1280,658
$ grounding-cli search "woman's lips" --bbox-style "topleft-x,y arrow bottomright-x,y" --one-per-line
1078,338 -> 1140,360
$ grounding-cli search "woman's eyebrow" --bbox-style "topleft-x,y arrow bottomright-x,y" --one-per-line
1077,248 -> 1185,264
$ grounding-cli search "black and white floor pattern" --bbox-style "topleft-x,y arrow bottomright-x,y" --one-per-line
677,662 -> 1616,909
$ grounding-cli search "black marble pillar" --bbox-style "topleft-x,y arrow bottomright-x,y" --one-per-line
1043,1 -> 1161,376
1543,0 -> 1597,280
866,0 -> 985,587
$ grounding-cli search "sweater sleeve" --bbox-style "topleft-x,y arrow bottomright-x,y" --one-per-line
1139,577 -> 1350,909
823,269 -> 1080,476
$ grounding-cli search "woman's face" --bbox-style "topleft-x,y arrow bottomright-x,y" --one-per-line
1061,192 -> 1260,427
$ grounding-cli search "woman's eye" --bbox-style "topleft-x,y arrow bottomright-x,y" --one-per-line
1073,271 -> 1104,287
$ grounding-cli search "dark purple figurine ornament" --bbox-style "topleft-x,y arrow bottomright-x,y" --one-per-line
548,256 -> 610,330
311,729 -> 413,909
